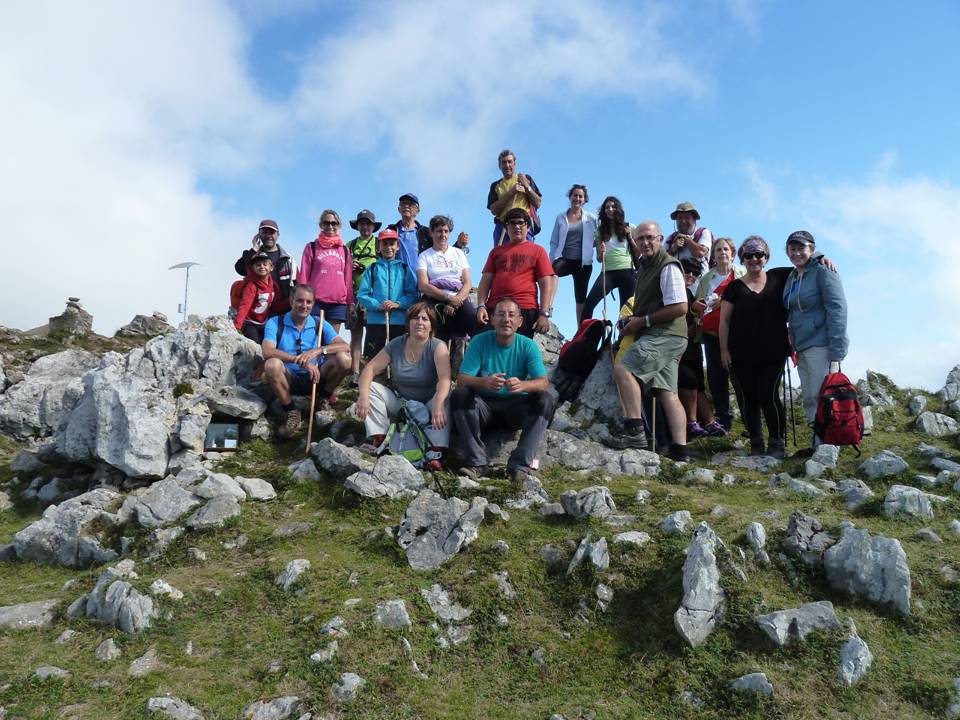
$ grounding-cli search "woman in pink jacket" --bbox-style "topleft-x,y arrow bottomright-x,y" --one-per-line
300,209 -> 354,331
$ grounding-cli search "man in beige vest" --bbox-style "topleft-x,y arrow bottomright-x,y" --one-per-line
610,221 -> 690,461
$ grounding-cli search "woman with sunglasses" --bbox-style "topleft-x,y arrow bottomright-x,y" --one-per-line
300,209 -> 353,332
718,236 -> 790,457
353,301 -> 451,472
549,184 -> 597,324
580,196 -> 638,320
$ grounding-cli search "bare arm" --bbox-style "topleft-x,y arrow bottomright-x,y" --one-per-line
431,342 -> 452,429
261,340 -> 296,364
417,268 -> 450,302
475,272 -> 494,325
504,374 -> 549,394
719,301 -> 734,368
621,302 -> 688,335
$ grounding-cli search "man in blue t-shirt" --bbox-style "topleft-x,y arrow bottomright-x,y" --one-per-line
262,284 -> 351,438
451,296 -> 555,486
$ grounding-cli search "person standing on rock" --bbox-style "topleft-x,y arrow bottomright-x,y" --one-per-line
665,201 -> 712,277
580,196 -> 639,321
234,219 -> 298,315
262,284 -> 351,438
387,193 -> 432,271
475,208 -> 556,338
345,209 -> 382,385
451,296 -> 555,487
487,149 -> 542,247
300,210 -> 353,332
783,230 -> 849,446
549,184 -> 597,325
610,221 -> 690,461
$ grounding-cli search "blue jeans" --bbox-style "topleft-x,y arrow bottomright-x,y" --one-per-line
702,335 -> 734,427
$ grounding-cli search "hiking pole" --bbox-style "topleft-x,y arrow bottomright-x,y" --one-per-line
651,395 -> 657,455
786,360 -> 797,447
305,308 -> 325,456
385,309 -> 392,380
782,360 -> 789,450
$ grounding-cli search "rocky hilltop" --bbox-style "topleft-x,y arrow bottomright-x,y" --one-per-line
0,315 -> 959,720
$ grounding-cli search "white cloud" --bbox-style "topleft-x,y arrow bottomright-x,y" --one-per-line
0,1 -> 276,335
292,0 -> 706,189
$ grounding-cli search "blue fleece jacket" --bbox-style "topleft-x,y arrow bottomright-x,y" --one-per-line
783,252 -> 849,360
357,258 -> 418,324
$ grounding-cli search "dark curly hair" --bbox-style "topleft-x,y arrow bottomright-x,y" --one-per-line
597,196 -> 629,244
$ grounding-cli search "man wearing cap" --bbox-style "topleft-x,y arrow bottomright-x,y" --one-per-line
665,202 -> 712,276
610,221 -> 690,462
346,210 -> 382,384
487,149 -> 542,247
234,219 -> 298,314
262,284 -> 351,438
476,208 -> 556,337
387,194 -> 431,271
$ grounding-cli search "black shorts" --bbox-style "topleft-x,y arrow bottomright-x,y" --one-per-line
677,342 -> 705,391
364,323 -> 407,358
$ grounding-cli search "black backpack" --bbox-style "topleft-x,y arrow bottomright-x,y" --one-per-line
552,319 -> 611,403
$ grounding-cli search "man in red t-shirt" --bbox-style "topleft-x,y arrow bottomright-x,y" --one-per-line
476,208 -> 556,337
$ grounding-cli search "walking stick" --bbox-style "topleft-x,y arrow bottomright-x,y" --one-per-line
651,396 -> 657,455
786,360 -> 797,447
385,309 -> 392,380
305,308 -> 325,456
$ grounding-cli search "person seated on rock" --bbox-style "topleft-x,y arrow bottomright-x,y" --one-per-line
352,301 -> 451,472
416,215 -> 476,342
610,221 -> 690,462
357,228 -> 418,359
233,251 -> 275,344
234,219 -> 297,315
262,284 -> 350,438
451,296 -> 555,487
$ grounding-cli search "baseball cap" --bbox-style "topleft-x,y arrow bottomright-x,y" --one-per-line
786,230 -> 816,247
398,193 -> 420,206
258,219 -> 279,232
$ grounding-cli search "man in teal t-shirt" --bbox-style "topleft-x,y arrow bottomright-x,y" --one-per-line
451,297 -> 554,486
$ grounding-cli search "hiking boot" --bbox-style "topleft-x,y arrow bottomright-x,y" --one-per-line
460,466 -> 487,481
348,372 -> 360,388
423,447 -> 444,473
358,434 -> 386,455
704,420 -> 728,437
668,443 -> 690,462
508,466 -> 529,493
767,438 -> 786,459
276,409 -> 302,439
749,437 -> 766,456
608,430 -> 649,450
686,421 -> 708,440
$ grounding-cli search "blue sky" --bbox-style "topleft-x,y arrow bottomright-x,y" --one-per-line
2,1 -> 957,390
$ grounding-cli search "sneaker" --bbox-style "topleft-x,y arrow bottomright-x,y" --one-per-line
687,421 -> 708,440
276,409 -> 302,439
358,434 -> 386,455
348,372 -> 359,388
704,421 -> 728,437
668,443 -> 690,462
767,438 -> 786,459
607,430 -> 649,450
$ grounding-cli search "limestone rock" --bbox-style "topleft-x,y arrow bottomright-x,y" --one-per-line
191,473 -> 246,501
939,365 -> 960,402
10,448 -> 48,474
674,522 -> 725,647
745,522 -> 770,565
332,673 -> 366,703
310,438 -> 371,476
916,411 -> 959,437
287,459 -> 321,483
116,313 -> 171,338
0,599 -> 59,630
811,444 -> 840,468
146,696 -> 205,720
149,579 -> 184,600
186,495 -> 241,530
838,620 -> 873,687
13,488 -> 121,568
782,511 -> 835,566
883,485 -> 934,519
493,571 -> 517,600
96,638 -> 122,662
243,696 -> 300,720
396,490 -> 487,571
235,476 -> 276,501
860,450 -> 908,479
133,478 -> 201,529
568,355 -> 623,428
373,599 -> 411,629
916,527 -> 943,543
0,349 -> 99,437
755,601 -> 840,646
837,478 -> 875,511
309,641 -> 338,664
907,395 -> 928,415
661,510 -> 693,535
421,584 -> 472,623
345,455 -> 425,499
613,531 -> 651,547
199,385 -> 267,419
559,485 -> 616,519
35,665 -> 71,681
566,534 -> 609,574
505,474 -> 551,510
731,672 -> 773,695
70,560 -> 158,633
769,473 -> 823,497
824,523 -> 911,616
129,646 -> 163,677
276,559 -> 310,592
858,371 -> 896,408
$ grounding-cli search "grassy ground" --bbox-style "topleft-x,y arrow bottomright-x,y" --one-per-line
1,385 -> 959,719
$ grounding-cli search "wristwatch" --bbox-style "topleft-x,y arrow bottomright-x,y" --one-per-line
539,307 -> 553,318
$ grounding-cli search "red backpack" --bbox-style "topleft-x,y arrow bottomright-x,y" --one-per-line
814,369 -> 864,454
229,279 -> 246,310
553,319 -> 611,403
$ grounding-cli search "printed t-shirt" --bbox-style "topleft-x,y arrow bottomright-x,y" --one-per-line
722,267 -> 791,365
417,246 -> 469,292
263,313 -> 338,375
482,241 -> 554,310
459,331 -> 546,397
383,335 -> 441,403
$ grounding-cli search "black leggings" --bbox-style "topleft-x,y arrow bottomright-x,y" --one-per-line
730,362 -> 785,441
581,268 -> 636,320
552,258 -> 592,303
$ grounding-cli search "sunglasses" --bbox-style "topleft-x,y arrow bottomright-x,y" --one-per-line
507,220 -> 528,228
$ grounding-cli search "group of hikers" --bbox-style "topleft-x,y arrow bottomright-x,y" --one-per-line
229,148 -> 849,480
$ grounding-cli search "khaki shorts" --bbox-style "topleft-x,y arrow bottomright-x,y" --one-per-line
619,332 -> 687,393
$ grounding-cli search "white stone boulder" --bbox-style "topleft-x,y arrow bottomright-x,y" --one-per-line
824,523 -> 911,616
674,522 -> 725,647
396,490 -> 487,571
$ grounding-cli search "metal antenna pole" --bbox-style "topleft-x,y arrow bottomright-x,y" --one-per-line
169,262 -> 200,324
